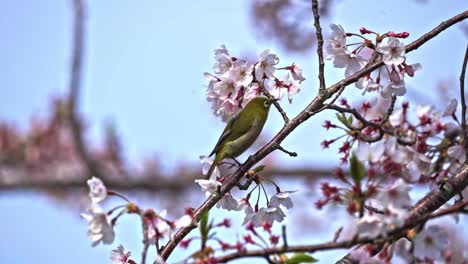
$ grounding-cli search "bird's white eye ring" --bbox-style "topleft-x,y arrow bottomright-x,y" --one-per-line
263,100 -> 269,108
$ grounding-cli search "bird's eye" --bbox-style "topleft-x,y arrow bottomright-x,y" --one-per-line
263,100 -> 269,108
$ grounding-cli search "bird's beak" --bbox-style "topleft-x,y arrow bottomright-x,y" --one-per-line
269,98 -> 279,103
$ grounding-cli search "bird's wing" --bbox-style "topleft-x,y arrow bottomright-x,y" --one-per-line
208,114 -> 237,157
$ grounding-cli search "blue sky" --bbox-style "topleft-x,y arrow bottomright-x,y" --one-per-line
0,0 -> 467,263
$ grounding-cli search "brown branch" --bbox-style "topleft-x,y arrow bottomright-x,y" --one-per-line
214,200 -> 468,263
0,166 -> 338,193
261,83 -> 290,123
69,0 -> 102,179
460,44 -> 468,156
159,11 -> 468,262
276,145 -> 297,157
311,0 -> 326,92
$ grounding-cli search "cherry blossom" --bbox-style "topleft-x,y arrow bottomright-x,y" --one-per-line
375,179 -> 411,208
356,141 -> 385,163
255,49 -> 279,80
251,207 -> 286,227
174,214 -> 193,228
216,193 -> 241,211
331,49 -> 367,77
213,53 -> 234,75
377,37 -> 406,66
413,225 -> 449,261
325,24 -> 346,57
195,179 -> 222,197
87,176 -> 107,204
81,204 -> 115,247
380,74 -> 406,98
110,245 -> 132,264
229,60 -> 254,87
356,205 -> 408,237
199,155 -> 220,180
269,191 -> 296,209
289,63 -> 306,83
443,98 -> 458,117
349,247 -> 385,264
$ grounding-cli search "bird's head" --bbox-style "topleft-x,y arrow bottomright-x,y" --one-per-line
251,97 -> 278,110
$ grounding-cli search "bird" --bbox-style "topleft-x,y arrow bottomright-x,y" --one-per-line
205,96 -> 276,179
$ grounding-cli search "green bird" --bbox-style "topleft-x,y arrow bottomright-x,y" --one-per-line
205,97 -> 276,179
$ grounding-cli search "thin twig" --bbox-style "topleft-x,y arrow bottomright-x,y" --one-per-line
261,83 -> 290,123
311,0 -> 326,92
277,145 -> 298,157
460,44 -> 468,156
282,225 -> 288,250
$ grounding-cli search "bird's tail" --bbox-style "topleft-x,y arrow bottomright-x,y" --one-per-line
205,155 -> 219,180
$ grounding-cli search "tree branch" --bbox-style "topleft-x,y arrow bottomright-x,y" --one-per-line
214,200 -> 468,263
460,44 -> 468,156
0,166 -> 338,193
311,0 -> 326,93
69,0 -> 103,179
159,10 -> 468,262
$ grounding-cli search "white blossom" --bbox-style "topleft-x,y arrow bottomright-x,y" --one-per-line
413,225 -> 449,261
243,82 -> 262,101
255,49 -> 279,80
87,176 -> 107,204
325,24 -> 346,58
81,204 -> 115,247
447,144 -> 466,164
265,75 -> 287,100
389,108 -> 405,127
356,214 -> 384,237
286,79 -> 301,103
380,75 -> 406,98
356,141 -> 385,163
195,179 -> 222,197
229,60 -> 254,87
443,98 -> 458,117
214,44 -> 229,56
216,193 -> 241,211
199,155 -> 220,180
377,37 -> 406,66
356,205 -> 407,237
394,238 -> 414,263
269,191 -> 296,209
349,247 -> 385,264
248,206 -> 286,227
356,76 -> 381,94
332,49 -> 367,77
290,63 -> 305,83
213,53 -> 233,75
110,245 -> 131,264
238,199 -> 256,225
174,214 -> 193,228
375,179 -> 411,208
402,146 -> 431,182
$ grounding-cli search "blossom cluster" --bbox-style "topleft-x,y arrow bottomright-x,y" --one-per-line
195,176 -> 296,228
80,176 -> 197,263
205,45 -> 305,121
325,24 -> 421,98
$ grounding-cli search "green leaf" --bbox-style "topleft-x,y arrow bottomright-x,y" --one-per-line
347,115 -> 353,125
199,210 -> 210,242
285,253 -> 318,264
336,113 -> 348,126
350,153 -> 366,185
